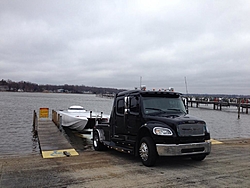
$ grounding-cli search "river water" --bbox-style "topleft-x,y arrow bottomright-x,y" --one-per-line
0,92 -> 249,158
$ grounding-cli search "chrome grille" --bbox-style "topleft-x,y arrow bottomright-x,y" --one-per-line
177,124 -> 205,137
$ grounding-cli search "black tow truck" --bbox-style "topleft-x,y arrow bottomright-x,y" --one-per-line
93,89 -> 211,166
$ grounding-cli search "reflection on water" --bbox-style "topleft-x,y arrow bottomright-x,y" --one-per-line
0,92 -> 249,157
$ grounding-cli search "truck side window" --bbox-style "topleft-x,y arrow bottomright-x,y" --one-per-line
117,99 -> 124,115
130,96 -> 139,113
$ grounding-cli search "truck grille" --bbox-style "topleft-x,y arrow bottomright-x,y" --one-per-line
177,124 -> 205,137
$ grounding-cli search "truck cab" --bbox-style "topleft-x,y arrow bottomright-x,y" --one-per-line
93,89 -> 211,166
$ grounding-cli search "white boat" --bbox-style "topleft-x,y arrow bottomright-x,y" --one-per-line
58,105 -> 109,132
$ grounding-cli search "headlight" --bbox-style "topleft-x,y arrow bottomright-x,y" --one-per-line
153,127 -> 173,136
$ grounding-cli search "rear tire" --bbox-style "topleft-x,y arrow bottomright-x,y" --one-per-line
191,154 -> 206,161
139,137 -> 157,167
93,131 -> 106,151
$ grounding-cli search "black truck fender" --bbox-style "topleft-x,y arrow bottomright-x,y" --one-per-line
134,125 -> 154,156
93,128 -> 107,151
94,128 -> 105,142
135,122 -> 176,156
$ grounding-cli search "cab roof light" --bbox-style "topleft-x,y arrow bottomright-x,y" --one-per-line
141,85 -> 146,91
140,87 -> 175,92
168,87 -> 174,92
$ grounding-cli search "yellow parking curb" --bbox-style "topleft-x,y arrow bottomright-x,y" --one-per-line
211,139 -> 223,145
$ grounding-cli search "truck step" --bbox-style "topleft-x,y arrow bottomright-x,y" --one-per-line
112,138 -> 136,145
103,141 -> 134,155
112,135 -> 136,145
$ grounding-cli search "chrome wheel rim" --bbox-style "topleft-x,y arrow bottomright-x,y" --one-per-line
93,134 -> 98,147
139,142 -> 148,161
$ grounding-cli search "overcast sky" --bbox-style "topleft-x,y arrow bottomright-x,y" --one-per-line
1,0 -> 250,95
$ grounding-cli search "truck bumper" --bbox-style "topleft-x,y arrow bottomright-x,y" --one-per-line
156,140 -> 211,156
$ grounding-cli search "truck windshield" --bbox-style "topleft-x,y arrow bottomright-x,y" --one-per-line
142,97 -> 186,115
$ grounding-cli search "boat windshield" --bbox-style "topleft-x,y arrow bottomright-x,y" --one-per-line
68,106 -> 85,110
69,108 -> 85,110
142,96 -> 186,115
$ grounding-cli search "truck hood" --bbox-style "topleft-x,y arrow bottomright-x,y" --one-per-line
145,113 -> 206,127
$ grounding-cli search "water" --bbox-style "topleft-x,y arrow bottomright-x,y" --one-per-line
0,92 -> 249,158
0,92 -> 113,158
189,105 -> 250,139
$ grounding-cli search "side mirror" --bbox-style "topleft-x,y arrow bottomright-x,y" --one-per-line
124,96 -> 130,114
183,97 -> 189,114
125,108 -> 130,114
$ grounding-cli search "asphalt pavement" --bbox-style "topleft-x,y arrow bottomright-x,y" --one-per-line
1,138 -> 250,188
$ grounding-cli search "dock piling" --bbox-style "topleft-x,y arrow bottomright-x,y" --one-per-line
32,110 -> 38,136
237,98 -> 241,119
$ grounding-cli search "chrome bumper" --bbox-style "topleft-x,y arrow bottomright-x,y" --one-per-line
156,140 -> 211,156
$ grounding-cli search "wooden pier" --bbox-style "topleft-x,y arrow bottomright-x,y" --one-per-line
187,98 -> 250,119
188,100 -> 249,113
33,110 -> 79,158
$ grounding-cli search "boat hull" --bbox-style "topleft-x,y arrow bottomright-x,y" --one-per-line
58,106 -> 109,132
59,111 -> 89,131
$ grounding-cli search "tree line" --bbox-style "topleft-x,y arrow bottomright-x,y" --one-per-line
0,79 -> 124,94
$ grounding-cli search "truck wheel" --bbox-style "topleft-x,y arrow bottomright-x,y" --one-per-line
191,154 -> 206,161
139,137 -> 157,167
93,131 -> 106,151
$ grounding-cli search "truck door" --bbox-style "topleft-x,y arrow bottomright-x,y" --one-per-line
126,95 -> 141,135
114,96 -> 127,135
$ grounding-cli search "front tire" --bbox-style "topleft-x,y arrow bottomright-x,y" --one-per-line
139,137 -> 157,167
93,130 -> 106,151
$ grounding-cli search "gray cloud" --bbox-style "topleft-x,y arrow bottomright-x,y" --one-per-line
1,0 -> 250,94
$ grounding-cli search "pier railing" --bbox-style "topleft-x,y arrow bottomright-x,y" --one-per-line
52,109 -> 61,127
33,109 -> 62,135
